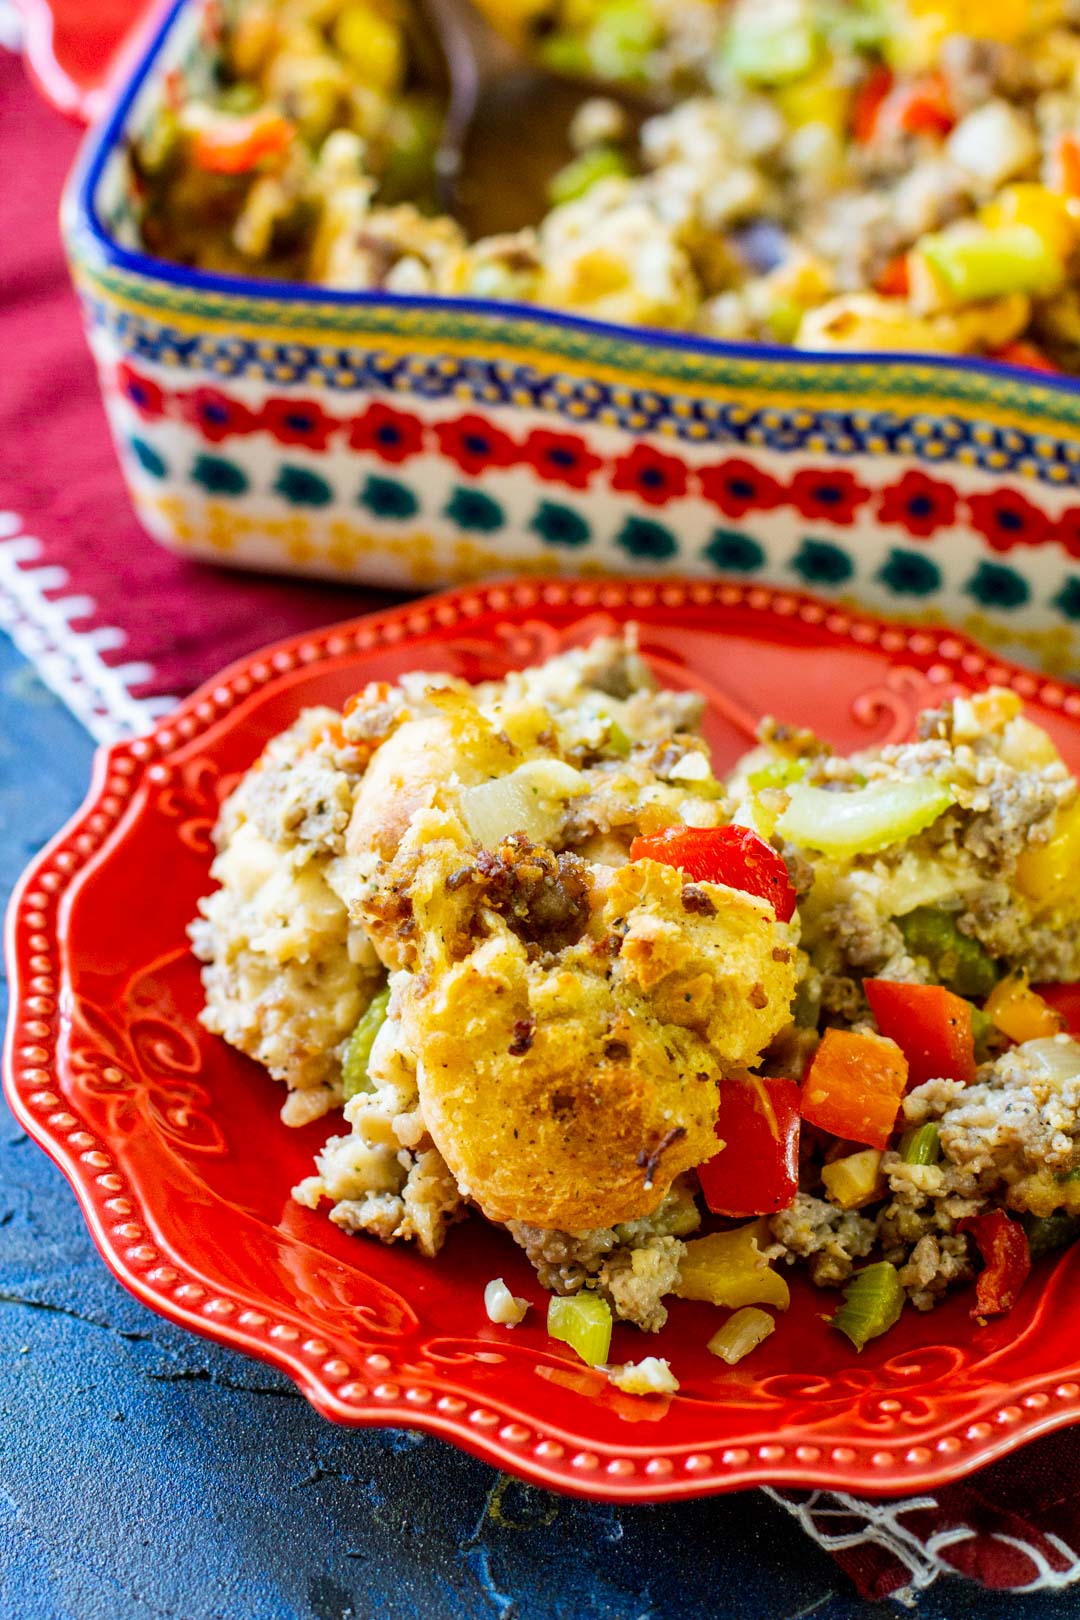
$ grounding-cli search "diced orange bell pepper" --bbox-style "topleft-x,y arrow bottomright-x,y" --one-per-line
800,1028 -> 909,1151
1054,133 -> 1080,198
864,979 -> 976,1088
989,342 -> 1061,374
191,110 -> 295,175
984,975 -> 1064,1043
875,253 -> 911,298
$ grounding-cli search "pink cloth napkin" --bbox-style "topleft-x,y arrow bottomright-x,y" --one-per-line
4,45 -> 1080,1600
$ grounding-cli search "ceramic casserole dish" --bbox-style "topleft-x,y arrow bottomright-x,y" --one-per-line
63,0 -> 1080,674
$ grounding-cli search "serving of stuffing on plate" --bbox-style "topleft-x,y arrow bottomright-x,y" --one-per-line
134,0 -> 1080,366
191,633 -> 1080,1385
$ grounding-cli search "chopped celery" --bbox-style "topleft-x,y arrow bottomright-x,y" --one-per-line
547,1291 -> 612,1366
342,986 -> 390,1100
765,299 -> 805,344
1022,1211 -> 1080,1259
707,1306 -> 776,1365
549,146 -> 629,207
538,32 -> 593,76
775,778 -> 954,859
916,225 -> 1065,305
819,0 -> 889,48
377,97 -> 441,206
899,1123 -> 941,1165
724,13 -> 820,84
747,757 -> 807,792
830,1261 -> 904,1352
897,907 -> 997,998
970,1005 -> 993,1053
587,0 -> 660,82
675,1221 -> 790,1311
217,82 -> 261,115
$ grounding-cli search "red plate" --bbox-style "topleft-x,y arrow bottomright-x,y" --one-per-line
6,576 -> 1080,1501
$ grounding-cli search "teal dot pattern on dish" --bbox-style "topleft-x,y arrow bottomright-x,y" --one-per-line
130,436 -> 167,478
965,561 -> 1030,610
530,502 -> 591,548
444,487 -> 505,533
877,548 -> 942,598
359,475 -> 419,521
703,529 -> 765,573
790,538 -> 854,586
275,466 -> 333,507
191,454 -> 249,496
615,517 -> 678,560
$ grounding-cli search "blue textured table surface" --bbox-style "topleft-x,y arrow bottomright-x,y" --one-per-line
2,631 -> 1079,1620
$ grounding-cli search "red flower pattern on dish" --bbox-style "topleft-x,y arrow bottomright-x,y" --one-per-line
966,489 -> 1052,553
520,429 -> 603,490
115,362 -> 165,420
178,386 -> 257,443
697,458 -> 785,518
1055,507 -> 1080,560
259,397 -> 340,451
610,443 -> 689,506
876,470 -> 959,538
347,401 -> 427,463
434,413 -> 519,475
788,468 -> 872,526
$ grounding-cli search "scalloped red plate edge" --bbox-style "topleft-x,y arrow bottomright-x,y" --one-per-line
7,574 -> 1080,1501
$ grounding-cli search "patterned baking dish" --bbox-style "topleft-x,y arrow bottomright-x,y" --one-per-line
64,0 -> 1080,673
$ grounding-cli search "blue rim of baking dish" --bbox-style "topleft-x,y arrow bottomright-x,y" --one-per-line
69,0 -> 1080,409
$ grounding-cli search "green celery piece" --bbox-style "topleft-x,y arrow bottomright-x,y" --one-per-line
537,32 -> 592,77
747,757 -> 807,792
830,1261 -> 904,1352
897,906 -> 997,998
918,225 -> 1065,304
1022,1211 -> 1080,1259
547,1291 -> 613,1366
138,107 -> 182,176
820,0 -> 889,48
587,0 -> 660,82
377,96 -> 441,205
217,82 -> 261,114
341,986 -> 390,1100
970,1004 -> 993,1053
899,1123 -> 940,1165
724,12 -> 820,84
776,778 -> 954,858
765,298 -> 804,344
549,145 -> 629,207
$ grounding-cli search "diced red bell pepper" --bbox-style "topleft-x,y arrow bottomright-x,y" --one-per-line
801,1028 -> 908,1151
629,825 -> 796,922
191,111 -> 295,175
958,1210 -> 1031,1318
698,1075 -> 800,1217
864,979 -> 976,1089
875,253 -> 910,298
988,341 -> 1061,374
891,72 -> 955,138
852,63 -> 893,144
1037,982 -> 1080,1036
